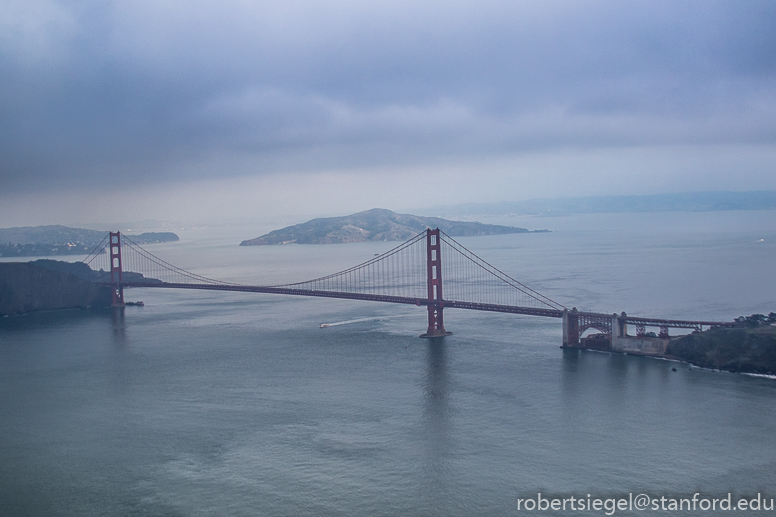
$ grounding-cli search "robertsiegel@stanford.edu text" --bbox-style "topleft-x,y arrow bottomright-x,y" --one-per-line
517,492 -> 774,514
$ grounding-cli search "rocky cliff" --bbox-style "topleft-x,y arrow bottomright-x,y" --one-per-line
666,324 -> 776,375
0,261 -> 112,315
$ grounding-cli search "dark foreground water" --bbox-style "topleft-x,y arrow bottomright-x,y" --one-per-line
1,212 -> 775,516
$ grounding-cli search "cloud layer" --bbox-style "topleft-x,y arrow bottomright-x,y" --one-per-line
1,0 -> 775,205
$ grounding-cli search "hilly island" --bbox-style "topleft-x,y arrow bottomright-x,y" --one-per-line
240,208 -> 547,246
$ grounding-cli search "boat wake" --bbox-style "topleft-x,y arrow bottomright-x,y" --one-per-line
320,316 -> 395,328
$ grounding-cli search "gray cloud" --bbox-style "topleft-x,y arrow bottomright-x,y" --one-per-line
1,0 -> 775,193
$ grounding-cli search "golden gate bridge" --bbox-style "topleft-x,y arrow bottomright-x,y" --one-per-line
82,229 -> 731,347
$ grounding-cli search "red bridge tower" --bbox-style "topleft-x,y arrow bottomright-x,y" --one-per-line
109,231 -> 125,307
421,228 -> 452,338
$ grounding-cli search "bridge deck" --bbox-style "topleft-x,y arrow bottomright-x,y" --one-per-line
113,282 -> 731,328
621,315 -> 730,328
91,230 -> 734,331
118,281 -> 428,306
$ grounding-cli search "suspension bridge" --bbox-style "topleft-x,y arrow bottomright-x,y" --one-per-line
82,229 -> 731,350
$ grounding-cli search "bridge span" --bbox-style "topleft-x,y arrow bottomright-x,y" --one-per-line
83,229 -> 732,348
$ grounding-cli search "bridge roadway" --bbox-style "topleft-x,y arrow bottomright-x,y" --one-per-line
112,281 -> 730,329
113,281 -> 566,318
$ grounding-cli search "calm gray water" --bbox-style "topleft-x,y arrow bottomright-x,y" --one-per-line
1,212 -> 776,516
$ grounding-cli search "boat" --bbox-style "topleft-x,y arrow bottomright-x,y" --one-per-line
319,323 -> 330,328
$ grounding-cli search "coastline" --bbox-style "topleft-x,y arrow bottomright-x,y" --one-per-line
566,323 -> 776,377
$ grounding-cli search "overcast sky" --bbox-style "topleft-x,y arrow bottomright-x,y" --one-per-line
1,0 -> 775,226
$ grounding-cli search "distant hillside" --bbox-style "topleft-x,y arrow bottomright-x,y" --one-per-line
0,225 -> 105,246
428,191 -> 776,218
240,208 -> 546,246
123,232 -> 180,245
0,225 -> 179,257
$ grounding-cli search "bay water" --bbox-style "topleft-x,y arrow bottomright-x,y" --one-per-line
1,211 -> 775,516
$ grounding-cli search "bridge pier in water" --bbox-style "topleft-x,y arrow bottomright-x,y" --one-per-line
563,309 -> 728,357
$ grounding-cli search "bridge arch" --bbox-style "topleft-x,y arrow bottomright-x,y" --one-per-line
579,321 -> 611,337
562,309 -> 613,346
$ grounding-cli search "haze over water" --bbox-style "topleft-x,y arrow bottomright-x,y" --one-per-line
1,211 -> 775,516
